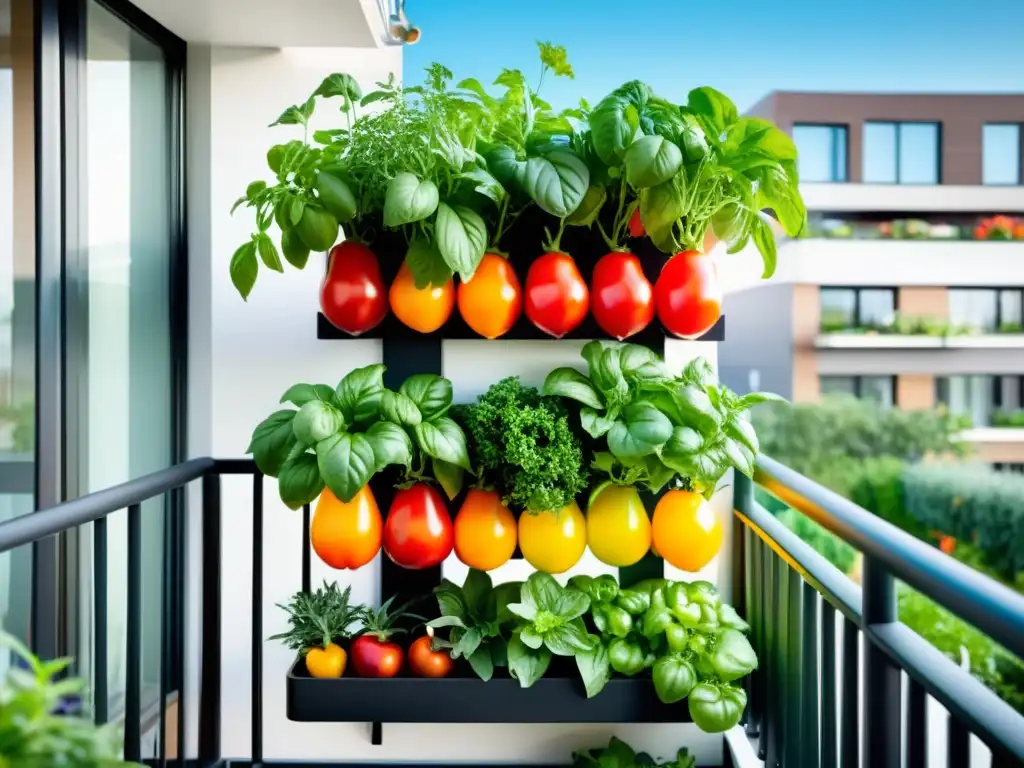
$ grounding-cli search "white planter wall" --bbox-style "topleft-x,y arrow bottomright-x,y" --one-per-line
187,44 -> 735,765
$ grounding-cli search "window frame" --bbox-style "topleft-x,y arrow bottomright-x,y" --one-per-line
947,286 -> 1024,332
819,375 -> 897,407
982,122 -> 1023,186
820,286 -> 898,328
863,120 -> 943,185
792,122 -> 849,183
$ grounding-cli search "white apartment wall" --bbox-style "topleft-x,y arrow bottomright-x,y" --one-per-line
721,239 -> 1024,295
187,45 -> 734,765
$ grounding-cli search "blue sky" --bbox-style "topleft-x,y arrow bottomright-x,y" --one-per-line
403,0 -> 1024,111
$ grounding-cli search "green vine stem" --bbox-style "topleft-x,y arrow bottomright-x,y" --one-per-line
542,217 -> 568,253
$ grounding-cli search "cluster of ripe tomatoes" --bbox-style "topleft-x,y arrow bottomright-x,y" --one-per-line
319,240 -> 722,342
312,483 -> 723,576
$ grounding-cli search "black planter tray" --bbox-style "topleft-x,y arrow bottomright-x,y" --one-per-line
285,659 -> 691,723
316,311 -> 725,344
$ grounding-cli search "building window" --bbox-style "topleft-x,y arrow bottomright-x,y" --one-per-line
936,374 -> 1024,425
983,124 -> 1022,185
820,375 -> 895,407
993,462 -> 1024,474
792,124 -> 848,182
948,288 -> 1024,332
863,121 -> 941,184
820,287 -> 897,330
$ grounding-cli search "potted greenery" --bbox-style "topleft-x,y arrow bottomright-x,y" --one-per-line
0,631 -> 139,767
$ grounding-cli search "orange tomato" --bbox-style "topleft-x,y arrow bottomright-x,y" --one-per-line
408,633 -> 454,678
389,261 -> 455,333
651,490 -> 722,572
311,486 -> 382,569
457,253 -> 522,339
454,488 -> 517,571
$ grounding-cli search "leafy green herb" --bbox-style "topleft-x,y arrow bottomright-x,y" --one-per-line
451,377 -> 588,513
248,366 -> 470,506
269,582 -> 366,651
572,736 -> 696,768
506,572 -> 598,687
0,632 -> 141,767
544,342 -> 782,498
427,569 -> 521,681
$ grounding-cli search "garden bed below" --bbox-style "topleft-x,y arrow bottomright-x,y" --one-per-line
285,659 -> 691,723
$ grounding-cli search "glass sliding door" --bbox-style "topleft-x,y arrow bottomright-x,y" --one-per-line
0,0 -> 36,669
64,0 -> 185,756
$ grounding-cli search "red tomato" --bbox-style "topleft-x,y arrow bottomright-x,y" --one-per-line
628,209 -> 646,238
524,252 -> 589,338
408,634 -> 454,678
591,252 -> 654,340
350,634 -> 404,678
320,242 -> 388,335
654,251 -> 722,339
383,484 -> 454,569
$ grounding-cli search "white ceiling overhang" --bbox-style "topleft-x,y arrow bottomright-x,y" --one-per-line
129,0 -> 390,48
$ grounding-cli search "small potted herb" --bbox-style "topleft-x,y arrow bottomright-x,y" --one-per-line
271,582 -> 365,678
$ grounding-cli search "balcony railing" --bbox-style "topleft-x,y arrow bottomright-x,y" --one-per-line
1,456 -> 1022,766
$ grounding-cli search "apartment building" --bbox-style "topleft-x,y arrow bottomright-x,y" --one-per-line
718,91 -> 1024,467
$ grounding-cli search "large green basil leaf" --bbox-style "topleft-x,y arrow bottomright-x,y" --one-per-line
673,384 -> 723,433
554,590 -> 590,621
435,202 -> 487,281
292,400 -> 345,447
247,410 -> 299,477
460,166 -> 507,205
485,145 -> 524,185
381,389 -> 422,427
517,151 -> 589,217
722,438 -> 755,478
229,241 -> 258,300
432,458 -> 464,500
711,628 -> 758,682
661,426 -> 705,473
543,623 -> 596,657
755,164 -> 806,239
618,344 -> 672,385
750,215 -> 779,279
575,644 -> 611,698
364,420 -> 413,471
565,185 -> 607,227
625,135 -> 683,188
316,432 -> 375,503
644,455 -> 677,494
639,173 -> 686,251
279,383 -> 336,408
591,347 -> 629,409
607,402 -> 673,459
581,407 -> 615,439
652,655 -> 698,704
589,82 -> 651,166
399,374 -> 453,421
688,682 -> 747,733
684,87 -> 739,141
277,451 -> 324,510
384,172 -> 440,227
414,416 -> 471,470
315,170 -> 357,224
520,571 -> 561,612
641,97 -> 687,140
467,646 -> 495,681
405,237 -> 454,290
507,633 -> 552,689
542,367 -> 604,409
335,364 -> 385,425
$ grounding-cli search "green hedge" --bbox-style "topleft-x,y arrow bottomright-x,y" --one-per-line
903,464 -> 1024,581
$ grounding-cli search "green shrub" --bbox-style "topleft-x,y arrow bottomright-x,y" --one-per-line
899,587 -> 1024,714
903,463 -> 1024,581
991,409 -> 1024,427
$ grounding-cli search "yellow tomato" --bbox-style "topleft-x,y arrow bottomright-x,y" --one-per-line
305,642 -> 346,678
652,490 -> 722,572
454,488 -> 518,571
586,485 -> 652,567
518,502 -> 587,574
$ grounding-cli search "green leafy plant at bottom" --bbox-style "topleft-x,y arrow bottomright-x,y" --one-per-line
573,736 -> 695,768
0,631 -> 140,768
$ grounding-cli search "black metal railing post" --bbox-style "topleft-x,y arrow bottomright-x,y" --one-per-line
124,503 -> 143,762
199,473 -> 222,760
862,559 -> 900,768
